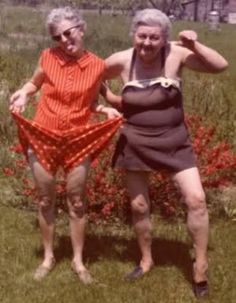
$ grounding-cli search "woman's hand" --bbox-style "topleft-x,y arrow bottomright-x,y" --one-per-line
9,89 -> 28,113
178,30 -> 198,50
100,82 -> 122,110
102,107 -> 122,119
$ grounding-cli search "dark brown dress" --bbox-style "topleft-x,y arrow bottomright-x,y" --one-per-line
112,49 -> 196,172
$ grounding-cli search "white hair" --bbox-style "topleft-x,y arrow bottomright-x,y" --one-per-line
130,9 -> 172,41
46,6 -> 87,32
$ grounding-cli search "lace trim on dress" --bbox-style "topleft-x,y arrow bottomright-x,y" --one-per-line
123,77 -> 181,90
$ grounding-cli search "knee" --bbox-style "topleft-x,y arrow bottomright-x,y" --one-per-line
131,195 -> 149,217
38,196 -> 54,211
68,195 -> 86,218
185,191 -> 207,215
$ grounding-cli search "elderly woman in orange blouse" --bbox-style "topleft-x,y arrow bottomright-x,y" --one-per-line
9,6 -> 122,283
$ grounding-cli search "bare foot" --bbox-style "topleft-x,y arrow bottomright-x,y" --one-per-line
140,260 -> 154,273
71,261 -> 93,285
193,261 -> 208,283
33,257 -> 56,281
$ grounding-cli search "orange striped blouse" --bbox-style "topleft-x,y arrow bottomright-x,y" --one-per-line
34,47 -> 105,130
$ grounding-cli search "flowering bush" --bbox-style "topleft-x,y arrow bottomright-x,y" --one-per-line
186,115 -> 236,188
2,114 -> 236,222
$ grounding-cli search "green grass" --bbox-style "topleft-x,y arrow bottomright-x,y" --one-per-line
0,205 -> 235,303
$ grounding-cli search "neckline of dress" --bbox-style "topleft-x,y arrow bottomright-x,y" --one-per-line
123,76 -> 181,91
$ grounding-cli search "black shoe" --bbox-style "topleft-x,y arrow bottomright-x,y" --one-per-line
193,281 -> 209,298
125,266 -> 144,282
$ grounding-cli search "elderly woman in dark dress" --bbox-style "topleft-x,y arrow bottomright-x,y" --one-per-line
105,9 -> 228,297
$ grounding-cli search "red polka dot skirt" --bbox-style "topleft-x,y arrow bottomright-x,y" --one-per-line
12,112 -> 123,175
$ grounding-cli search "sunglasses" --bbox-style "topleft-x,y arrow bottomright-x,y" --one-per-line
52,25 -> 81,42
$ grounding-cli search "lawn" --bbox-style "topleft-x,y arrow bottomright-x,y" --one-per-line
0,205 -> 235,303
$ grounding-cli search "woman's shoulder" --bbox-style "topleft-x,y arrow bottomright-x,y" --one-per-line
38,48 -> 56,66
106,48 -> 133,65
82,51 -> 106,72
40,47 -> 51,56
104,48 -> 133,80
40,47 -> 61,60
164,42 -> 190,67
85,50 -> 104,62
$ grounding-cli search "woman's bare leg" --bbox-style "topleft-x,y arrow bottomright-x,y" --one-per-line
29,151 -> 56,277
172,167 -> 209,283
66,158 -> 92,284
126,170 -> 154,273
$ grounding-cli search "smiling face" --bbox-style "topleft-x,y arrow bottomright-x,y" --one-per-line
50,19 -> 84,58
133,25 -> 166,63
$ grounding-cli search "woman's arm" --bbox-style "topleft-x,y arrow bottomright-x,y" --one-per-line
100,82 -> 122,110
90,82 -> 122,119
178,30 -> 228,73
9,63 -> 45,113
104,48 -> 132,80
104,52 -> 124,80
91,99 -> 122,119
102,50 -> 132,110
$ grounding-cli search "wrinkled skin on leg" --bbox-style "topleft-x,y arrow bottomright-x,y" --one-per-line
126,170 -> 154,272
66,158 -> 91,277
172,167 -> 209,283
29,150 -> 56,269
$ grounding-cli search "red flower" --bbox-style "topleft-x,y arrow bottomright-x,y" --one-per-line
3,167 -> 15,176
9,143 -> 23,154
15,159 -> 27,168
91,159 -> 98,168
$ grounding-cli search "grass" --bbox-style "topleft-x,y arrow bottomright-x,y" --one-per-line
0,204 -> 235,303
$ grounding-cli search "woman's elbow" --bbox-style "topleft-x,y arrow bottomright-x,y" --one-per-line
214,59 -> 229,73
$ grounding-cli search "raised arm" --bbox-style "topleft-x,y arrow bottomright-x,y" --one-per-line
178,30 -> 228,73
9,61 -> 45,113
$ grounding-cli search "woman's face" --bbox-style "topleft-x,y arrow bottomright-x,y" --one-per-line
50,19 -> 84,57
133,25 -> 166,63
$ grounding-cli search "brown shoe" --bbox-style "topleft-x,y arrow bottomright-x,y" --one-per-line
125,266 -> 144,281
192,261 -> 209,298
193,280 -> 209,298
